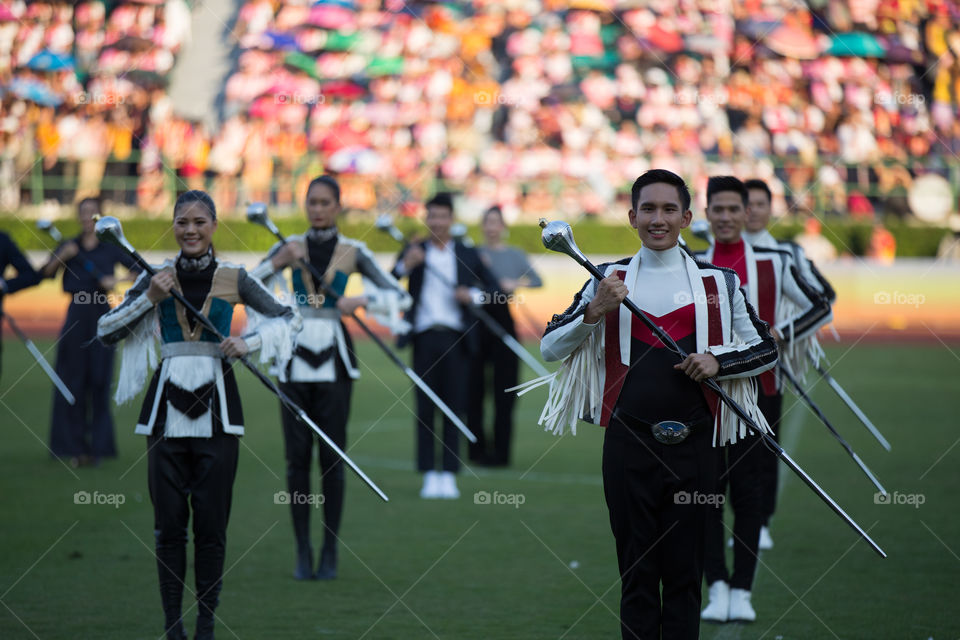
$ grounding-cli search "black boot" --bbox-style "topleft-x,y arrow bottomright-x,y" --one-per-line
156,533 -> 188,640
194,541 -> 224,640
294,541 -> 314,580
315,543 -> 337,580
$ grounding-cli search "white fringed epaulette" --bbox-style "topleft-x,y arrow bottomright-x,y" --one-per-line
508,320 -> 605,436
114,307 -> 159,405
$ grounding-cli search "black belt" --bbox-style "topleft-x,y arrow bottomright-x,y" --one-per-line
612,409 -> 692,445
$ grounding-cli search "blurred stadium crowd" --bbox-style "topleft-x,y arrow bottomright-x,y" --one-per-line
1,0 -> 960,222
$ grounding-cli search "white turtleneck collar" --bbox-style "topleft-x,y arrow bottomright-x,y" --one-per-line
743,229 -> 777,249
639,244 -> 685,271
631,244 -> 693,317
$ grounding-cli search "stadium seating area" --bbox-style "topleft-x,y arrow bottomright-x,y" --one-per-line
1,0 -> 959,221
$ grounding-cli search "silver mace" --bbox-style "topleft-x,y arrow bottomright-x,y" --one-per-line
539,218 -> 886,558
36,219 -> 63,243
247,204 -> 477,443
374,214 -> 550,378
96,215 -> 389,502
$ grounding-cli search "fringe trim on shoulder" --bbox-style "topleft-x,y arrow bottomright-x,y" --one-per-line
508,321 -> 604,436
714,376 -> 773,446
114,307 -> 159,406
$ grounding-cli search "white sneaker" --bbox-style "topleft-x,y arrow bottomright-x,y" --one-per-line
758,526 -> 774,550
439,471 -> 460,499
728,588 -> 756,622
420,471 -> 441,499
701,580 -> 730,622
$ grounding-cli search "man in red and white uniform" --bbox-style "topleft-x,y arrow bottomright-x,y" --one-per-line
743,177 -> 835,549
696,176 -> 832,624
539,169 -> 778,640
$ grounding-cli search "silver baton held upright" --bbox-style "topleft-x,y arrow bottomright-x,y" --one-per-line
247,204 -> 477,443
539,218 -> 886,558
95,216 -> 389,502
375,214 -> 550,378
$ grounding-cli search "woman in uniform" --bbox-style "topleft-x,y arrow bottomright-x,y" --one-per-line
251,175 -> 410,580
98,190 -> 298,640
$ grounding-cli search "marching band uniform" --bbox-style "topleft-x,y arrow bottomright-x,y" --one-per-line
251,228 -> 410,578
98,250 -> 297,639
538,244 -> 777,640
392,237 -> 499,496
743,227 -> 835,531
468,244 -> 542,466
46,235 -> 139,463
0,231 -> 40,381
695,237 -> 831,619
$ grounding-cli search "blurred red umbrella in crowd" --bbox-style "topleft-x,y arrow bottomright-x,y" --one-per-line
644,25 -> 684,53
321,80 -> 365,99
766,24 -> 820,59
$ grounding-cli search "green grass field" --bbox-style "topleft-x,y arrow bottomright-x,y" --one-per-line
1,339 -> 958,639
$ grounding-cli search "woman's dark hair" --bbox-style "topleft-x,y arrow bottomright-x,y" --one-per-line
706,176 -> 748,207
306,175 -> 341,204
631,169 -> 691,212
482,205 -> 504,224
174,190 -> 217,220
744,178 -> 772,204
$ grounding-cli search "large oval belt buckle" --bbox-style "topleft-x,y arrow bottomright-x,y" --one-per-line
651,420 -> 690,445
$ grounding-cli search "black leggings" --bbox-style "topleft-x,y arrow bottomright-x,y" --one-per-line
278,376 -> 352,550
147,430 -> 239,633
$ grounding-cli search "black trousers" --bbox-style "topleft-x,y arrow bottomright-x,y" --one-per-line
147,429 -> 239,635
278,375 -> 351,551
757,392 -> 783,524
413,329 -> 467,473
49,301 -> 117,458
703,433 -> 765,590
603,412 -> 717,640
467,307 -> 518,465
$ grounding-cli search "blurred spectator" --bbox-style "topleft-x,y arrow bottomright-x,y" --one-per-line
868,220 -> 897,264
795,217 -> 838,263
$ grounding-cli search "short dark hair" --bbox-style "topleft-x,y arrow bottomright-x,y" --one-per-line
631,169 -> 691,212
307,175 -> 341,204
77,196 -> 101,215
744,178 -> 772,204
174,190 -> 217,220
425,192 -> 454,212
706,176 -> 748,207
